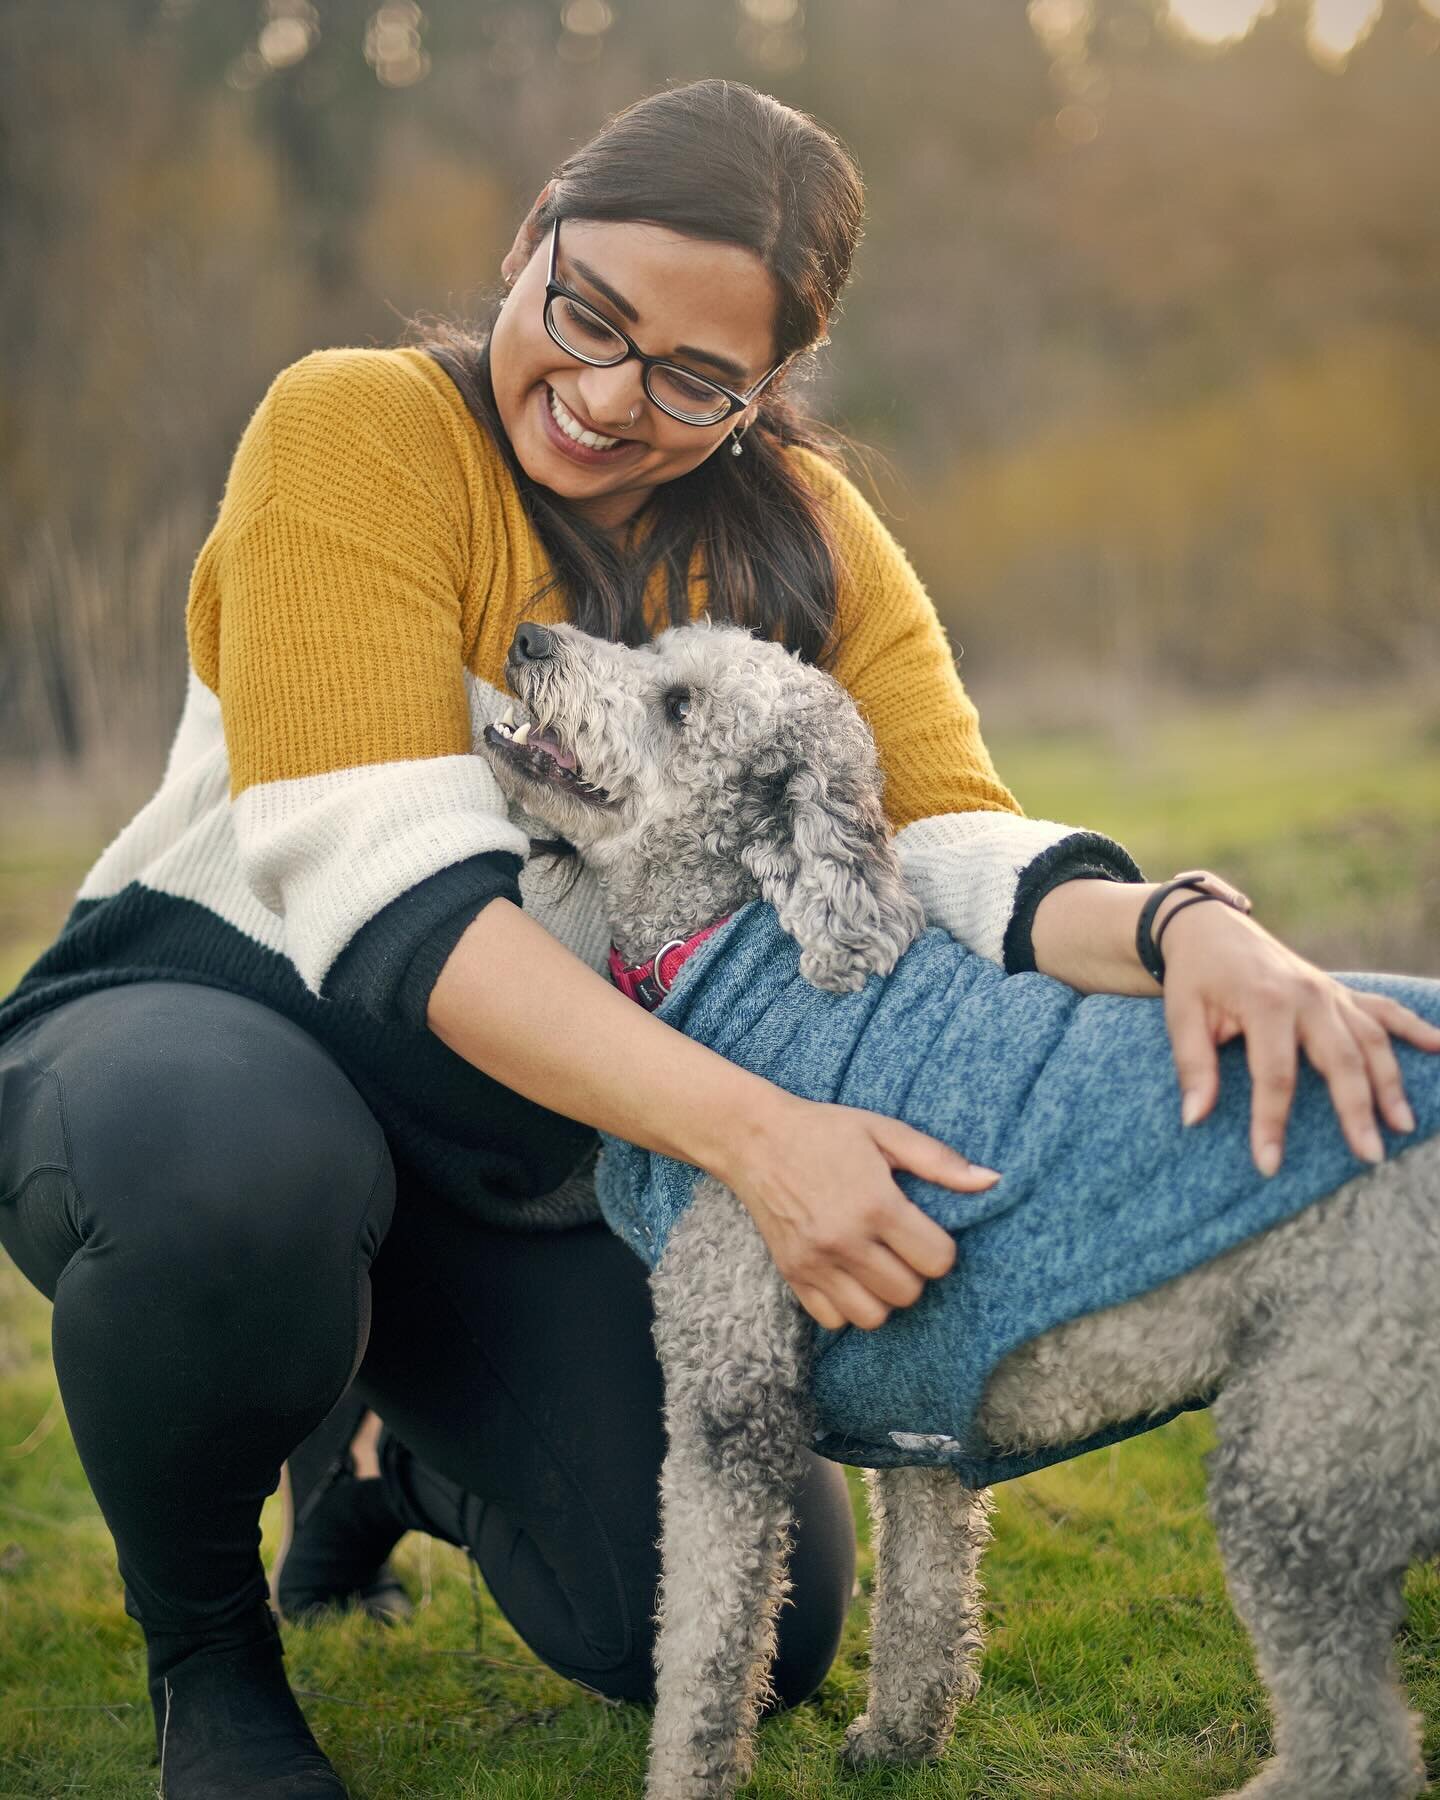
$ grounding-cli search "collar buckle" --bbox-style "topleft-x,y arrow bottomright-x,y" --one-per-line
608,919 -> 731,1011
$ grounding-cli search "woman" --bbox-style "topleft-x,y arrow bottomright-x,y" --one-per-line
0,81 -> 1433,1799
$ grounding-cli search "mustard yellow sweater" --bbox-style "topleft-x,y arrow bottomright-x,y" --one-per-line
0,349 -> 1136,1224
190,347 -> 1016,817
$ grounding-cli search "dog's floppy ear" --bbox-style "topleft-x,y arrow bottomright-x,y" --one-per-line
739,751 -> 925,993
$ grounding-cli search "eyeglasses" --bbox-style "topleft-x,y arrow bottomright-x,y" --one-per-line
542,219 -> 788,428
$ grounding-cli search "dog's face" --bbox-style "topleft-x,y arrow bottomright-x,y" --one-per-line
483,618 -> 924,990
482,619 -> 864,851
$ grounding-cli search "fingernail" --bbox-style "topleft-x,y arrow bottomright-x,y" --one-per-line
1257,1142 -> 1281,1178
1181,1091 -> 1203,1128
1361,1129 -> 1384,1164
1396,1102 -> 1416,1134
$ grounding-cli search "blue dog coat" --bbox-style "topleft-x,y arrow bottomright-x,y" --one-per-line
597,903 -> 1440,1486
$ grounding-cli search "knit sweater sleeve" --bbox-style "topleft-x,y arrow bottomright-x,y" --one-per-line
792,448 -> 1141,968
186,349 -> 529,1018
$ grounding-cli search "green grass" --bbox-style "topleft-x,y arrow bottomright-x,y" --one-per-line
2,691 -> 1438,1796
4,1287 -> 1439,1799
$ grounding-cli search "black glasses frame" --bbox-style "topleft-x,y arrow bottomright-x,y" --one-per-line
542,220 -> 787,427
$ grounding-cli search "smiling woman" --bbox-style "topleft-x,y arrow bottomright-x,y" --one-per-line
423,82 -> 873,663
508,209 -> 779,495
0,80 -> 1034,1799
496,209 -> 787,518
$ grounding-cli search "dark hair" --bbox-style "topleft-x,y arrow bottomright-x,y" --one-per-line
424,79 -> 864,666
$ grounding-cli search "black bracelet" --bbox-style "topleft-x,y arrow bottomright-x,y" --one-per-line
1135,869 -> 1253,986
1154,891 -> 1223,958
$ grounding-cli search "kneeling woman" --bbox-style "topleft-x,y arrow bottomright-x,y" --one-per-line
1,80 -> 1432,1798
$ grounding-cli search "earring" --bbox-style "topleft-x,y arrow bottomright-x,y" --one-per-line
730,426 -> 746,458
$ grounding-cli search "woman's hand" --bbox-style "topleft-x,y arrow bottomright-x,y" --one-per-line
716,1097 -> 998,1333
430,900 -> 994,1337
1159,897 -> 1440,1176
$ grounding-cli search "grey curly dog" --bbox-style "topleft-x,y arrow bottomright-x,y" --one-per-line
479,617 -> 1440,1800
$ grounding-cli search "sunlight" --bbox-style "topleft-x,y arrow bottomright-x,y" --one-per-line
1028,0 -> 1092,55
1165,0 -> 1269,45
1309,0 -> 1384,58
1167,0 -> 1393,53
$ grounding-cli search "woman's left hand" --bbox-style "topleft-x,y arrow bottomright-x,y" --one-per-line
1158,898 -> 1440,1176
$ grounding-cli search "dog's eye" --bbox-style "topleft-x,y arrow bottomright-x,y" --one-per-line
664,688 -> 692,725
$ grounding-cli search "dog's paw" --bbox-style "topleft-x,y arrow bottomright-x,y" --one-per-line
841,1714 -> 945,1768
1215,1760 -> 1426,1800
645,1737 -> 755,1798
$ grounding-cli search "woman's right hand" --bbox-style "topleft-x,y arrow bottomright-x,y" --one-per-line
716,1095 -> 999,1332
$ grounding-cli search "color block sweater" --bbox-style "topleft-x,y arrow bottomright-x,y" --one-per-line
0,348 -> 1136,1226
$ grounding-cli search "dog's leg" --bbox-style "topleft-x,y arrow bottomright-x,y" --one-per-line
645,1176 -> 815,1800
842,1466 -> 992,1767
1205,1151 -> 1440,1800
1209,1402 -> 1424,1800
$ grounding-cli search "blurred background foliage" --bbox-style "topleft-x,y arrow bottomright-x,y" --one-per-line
1,0 -> 1438,772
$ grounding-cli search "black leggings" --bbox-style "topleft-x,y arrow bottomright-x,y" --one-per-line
0,983 -> 855,1705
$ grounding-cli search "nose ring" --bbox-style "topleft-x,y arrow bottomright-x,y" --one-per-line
624,404 -> 639,426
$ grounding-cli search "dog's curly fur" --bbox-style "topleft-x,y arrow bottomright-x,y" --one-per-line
483,619 -> 1440,1800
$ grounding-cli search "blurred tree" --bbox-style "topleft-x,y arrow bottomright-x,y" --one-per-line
251,0 -> 388,291
1,0 -> 1437,765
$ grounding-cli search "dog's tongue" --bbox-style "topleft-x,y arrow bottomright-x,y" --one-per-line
530,726 -> 578,773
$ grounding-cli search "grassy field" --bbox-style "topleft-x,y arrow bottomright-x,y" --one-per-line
1,689 -> 1438,1798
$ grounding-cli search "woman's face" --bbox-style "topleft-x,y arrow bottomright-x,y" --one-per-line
489,217 -> 782,534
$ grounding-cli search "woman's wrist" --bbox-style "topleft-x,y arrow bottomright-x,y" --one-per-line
1151,881 -> 1268,983
1032,872 -> 1255,996
691,1080 -> 802,1201
1032,878 -> 1168,995
1136,871 -> 1254,986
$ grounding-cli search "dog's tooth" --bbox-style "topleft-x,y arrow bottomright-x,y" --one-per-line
500,704 -> 516,727
513,721 -> 532,746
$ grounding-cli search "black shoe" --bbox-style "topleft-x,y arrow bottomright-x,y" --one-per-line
273,1394 -> 413,1626
149,1606 -> 347,1798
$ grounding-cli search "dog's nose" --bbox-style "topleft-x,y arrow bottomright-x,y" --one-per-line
512,622 -> 557,663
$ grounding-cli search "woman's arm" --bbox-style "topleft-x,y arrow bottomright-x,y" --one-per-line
427,896 -> 999,1333
192,350 -> 534,1013
1030,874 -> 1165,997
795,450 -> 1440,1171
1034,876 -> 1440,1175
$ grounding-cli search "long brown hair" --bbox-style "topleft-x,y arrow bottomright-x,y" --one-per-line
425,80 -> 864,666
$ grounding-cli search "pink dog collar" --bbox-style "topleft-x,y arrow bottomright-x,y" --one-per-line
609,919 -> 731,1011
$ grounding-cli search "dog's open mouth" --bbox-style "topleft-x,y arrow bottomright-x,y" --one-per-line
484,706 -> 612,806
